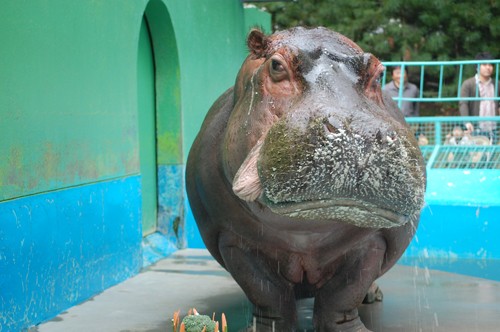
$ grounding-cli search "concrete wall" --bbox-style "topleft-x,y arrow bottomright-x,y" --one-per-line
0,1 -> 270,330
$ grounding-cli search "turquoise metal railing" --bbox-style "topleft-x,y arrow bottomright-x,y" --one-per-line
382,59 -> 500,108
380,59 -> 500,170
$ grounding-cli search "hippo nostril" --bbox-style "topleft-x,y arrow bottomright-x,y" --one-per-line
387,130 -> 397,138
374,129 -> 397,145
385,130 -> 397,144
324,121 -> 337,133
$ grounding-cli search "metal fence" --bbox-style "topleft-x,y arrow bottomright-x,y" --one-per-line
382,59 -> 500,104
406,116 -> 500,169
381,60 -> 500,170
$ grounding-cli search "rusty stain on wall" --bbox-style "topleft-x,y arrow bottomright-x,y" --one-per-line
0,139 -> 139,201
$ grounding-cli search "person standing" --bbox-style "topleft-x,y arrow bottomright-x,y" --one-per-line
383,66 -> 420,117
384,66 -> 424,143
459,52 -> 499,143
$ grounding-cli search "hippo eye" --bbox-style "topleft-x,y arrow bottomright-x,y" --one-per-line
272,59 -> 284,72
269,57 -> 289,81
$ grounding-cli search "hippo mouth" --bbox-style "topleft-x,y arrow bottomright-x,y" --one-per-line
232,141 -> 420,229
232,126 -> 424,229
265,198 -> 413,228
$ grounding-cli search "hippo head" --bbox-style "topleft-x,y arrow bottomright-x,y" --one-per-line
224,27 -> 425,228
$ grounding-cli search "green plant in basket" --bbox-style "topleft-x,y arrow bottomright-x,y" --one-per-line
172,308 -> 227,332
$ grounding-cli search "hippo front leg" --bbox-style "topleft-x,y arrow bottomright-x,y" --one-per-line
313,237 -> 387,332
218,235 -> 298,331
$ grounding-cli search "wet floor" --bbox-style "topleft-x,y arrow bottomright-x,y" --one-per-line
36,249 -> 500,332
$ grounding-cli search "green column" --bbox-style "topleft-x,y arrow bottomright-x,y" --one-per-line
137,18 -> 158,235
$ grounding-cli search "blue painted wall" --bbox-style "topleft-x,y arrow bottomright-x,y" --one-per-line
408,169 -> 500,261
0,177 -> 142,330
157,165 -> 185,246
401,169 -> 500,280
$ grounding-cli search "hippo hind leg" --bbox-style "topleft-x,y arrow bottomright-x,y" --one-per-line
313,237 -> 387,332
218,237 -> 298,331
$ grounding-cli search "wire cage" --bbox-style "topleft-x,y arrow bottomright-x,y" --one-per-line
407,117 -> 500,169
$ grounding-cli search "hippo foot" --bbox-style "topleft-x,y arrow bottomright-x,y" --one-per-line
314,308 -> 371,332
362,282 -> 383,304
239,316 -> 292,332
318,317 -> 371,332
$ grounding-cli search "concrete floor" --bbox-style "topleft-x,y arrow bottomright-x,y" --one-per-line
35,249 -> 500,332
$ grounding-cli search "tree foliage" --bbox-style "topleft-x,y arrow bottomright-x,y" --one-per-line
257,0 -> 499,62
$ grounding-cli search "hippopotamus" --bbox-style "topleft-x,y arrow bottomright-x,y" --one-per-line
186,27 -> 426,332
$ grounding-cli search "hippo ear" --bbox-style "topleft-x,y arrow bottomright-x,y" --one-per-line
247,29 -> 268,58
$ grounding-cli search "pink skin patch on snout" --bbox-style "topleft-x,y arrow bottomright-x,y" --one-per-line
232,140 -> 264,201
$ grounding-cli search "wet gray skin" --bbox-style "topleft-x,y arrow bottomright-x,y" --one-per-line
186,27 -> 426,332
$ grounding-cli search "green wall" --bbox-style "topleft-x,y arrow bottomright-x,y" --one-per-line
0,0 -> 270,202
137,17 -> 158,234
166,1 -> 251,159
0,1 -> 141,201
0,1 -> 271,329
